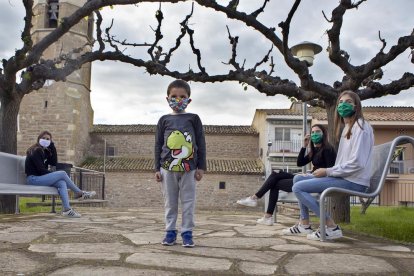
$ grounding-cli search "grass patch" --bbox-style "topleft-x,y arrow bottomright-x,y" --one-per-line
341,206 -> 414,243
18,196 -> 61,213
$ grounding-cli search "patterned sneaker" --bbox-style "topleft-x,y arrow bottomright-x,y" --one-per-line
307,225 -> 343,241
162,230 -> 177,246
236,196 -> 258,207
281,223 -> 313,235
256,216 -> 274,226
62,208 -> 81,218
181,231 -> 195,248
80,191 -> 96,200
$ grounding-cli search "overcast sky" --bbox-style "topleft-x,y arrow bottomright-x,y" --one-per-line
1,0 -> 413,125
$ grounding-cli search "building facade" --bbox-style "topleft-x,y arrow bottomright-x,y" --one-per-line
18,0 -> 94,164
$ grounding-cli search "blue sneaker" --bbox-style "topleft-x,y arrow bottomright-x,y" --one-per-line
162,230 -> 177,246
181,231 -> 195,247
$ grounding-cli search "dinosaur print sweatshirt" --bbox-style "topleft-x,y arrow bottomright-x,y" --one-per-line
155,113 -> 207,172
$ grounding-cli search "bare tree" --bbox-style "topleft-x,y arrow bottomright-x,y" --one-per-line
1,0 -> 413,217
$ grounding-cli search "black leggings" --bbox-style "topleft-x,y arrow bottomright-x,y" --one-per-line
255,171 -> 294,215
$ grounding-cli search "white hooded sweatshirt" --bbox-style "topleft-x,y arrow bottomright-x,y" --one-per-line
326,119 -> 374,186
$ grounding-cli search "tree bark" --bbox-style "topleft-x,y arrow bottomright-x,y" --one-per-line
324,101 -> 350,223
0,92 -> 22,214
0,92 -> 21,154
0,196 -> 17,214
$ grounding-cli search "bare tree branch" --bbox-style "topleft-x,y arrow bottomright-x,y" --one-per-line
378,31 -> 386,53
250,0 -> 270,18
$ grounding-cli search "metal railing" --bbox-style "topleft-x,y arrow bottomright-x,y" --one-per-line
269,140 -> 302,153
71,166 -> 106,200
43,166 -> 105,202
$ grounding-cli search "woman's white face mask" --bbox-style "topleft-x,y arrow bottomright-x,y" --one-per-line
39,138 -> 51,148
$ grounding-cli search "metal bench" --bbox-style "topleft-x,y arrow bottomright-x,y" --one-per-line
319,135 -> 414,241
0,151 -> 59,213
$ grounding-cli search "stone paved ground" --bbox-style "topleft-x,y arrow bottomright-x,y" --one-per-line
0,207 -> 413,275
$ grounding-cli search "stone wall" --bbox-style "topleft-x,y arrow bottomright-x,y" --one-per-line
88,133 -> 259,159
104,172 -> 265,211
18,0 -> 93,165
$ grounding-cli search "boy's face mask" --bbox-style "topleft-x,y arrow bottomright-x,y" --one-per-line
311,132 -> 323,144
39,138 -> 51,148
167,97 -> 191,112
337,102 -> 355,118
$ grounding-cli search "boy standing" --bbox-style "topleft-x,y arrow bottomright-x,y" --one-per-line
154,79 -> 206,247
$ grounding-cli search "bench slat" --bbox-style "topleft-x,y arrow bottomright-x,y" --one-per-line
0,183 -> 59,195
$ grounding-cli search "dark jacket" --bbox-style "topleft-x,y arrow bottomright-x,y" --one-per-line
25,142 -> 58,176
297,145 -> 336,172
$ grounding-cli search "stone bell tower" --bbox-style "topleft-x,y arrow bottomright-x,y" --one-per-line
18,0 -> 94,164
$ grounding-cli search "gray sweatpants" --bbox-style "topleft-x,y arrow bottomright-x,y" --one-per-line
160,168 -> 196,233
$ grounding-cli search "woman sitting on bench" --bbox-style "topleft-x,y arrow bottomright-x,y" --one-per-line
283,90 -> 374,240
25,130 -> 96,218
237,124 -> 336,226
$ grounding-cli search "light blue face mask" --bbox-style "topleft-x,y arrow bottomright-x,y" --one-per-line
39,138 -> 51,148
168,97 -> 191,112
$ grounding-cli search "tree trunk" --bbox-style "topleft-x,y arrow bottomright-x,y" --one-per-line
0,196 -> 17,214
0,93 -> 21,154
324,101 -> 350,223
0,93 -> 22,214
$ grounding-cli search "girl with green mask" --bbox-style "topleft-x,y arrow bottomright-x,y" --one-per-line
284,91 -> 374,241
237,124 -> 336,226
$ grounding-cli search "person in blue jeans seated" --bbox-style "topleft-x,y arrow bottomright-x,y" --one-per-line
25,131 -> 96,218
154,80 -> 206,248
282,90 -> 374,240
237,124 -> 336,226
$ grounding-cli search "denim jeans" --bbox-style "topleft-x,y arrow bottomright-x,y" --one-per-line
292,174 -> 368,220
27,171 -> 82,209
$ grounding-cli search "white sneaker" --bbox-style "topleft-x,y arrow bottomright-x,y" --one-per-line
307,225 -> 343,241
236,196 -> 257,207
62,208 -> 81,218
80,191 -> 96,200
281,223 -> 313,236
256,216 -> 274,226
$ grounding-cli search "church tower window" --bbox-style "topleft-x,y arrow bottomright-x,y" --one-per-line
47,0 -> 59,28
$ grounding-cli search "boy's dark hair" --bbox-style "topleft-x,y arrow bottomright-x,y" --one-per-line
167,79 -> 191,97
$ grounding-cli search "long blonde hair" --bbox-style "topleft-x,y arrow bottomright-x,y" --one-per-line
334,91 -> 365,141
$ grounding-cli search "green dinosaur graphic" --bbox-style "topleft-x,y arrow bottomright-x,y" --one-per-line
164,130 -> 193,172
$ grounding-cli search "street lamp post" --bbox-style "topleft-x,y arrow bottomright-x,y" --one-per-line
290,41 -> 322,173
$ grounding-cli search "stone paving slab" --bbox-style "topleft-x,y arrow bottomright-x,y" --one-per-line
0,231 -> 47,243
48,266 -> 176,276
0,207 -> 413,275
158,244 -> 286,263
126,251 -> 233,271
239,261 -> 278,275
0,252 -> 41,275
284,253 -> 397,274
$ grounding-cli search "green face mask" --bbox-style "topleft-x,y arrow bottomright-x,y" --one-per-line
311,132 -> 323,144
337,102 -> 355,118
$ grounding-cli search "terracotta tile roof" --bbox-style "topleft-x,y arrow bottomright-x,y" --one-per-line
80,157 -> 263,175
92,124 -> 156,133
92,124 -> 258,135
257,107 -> 322,116
312,106 -> 414,121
